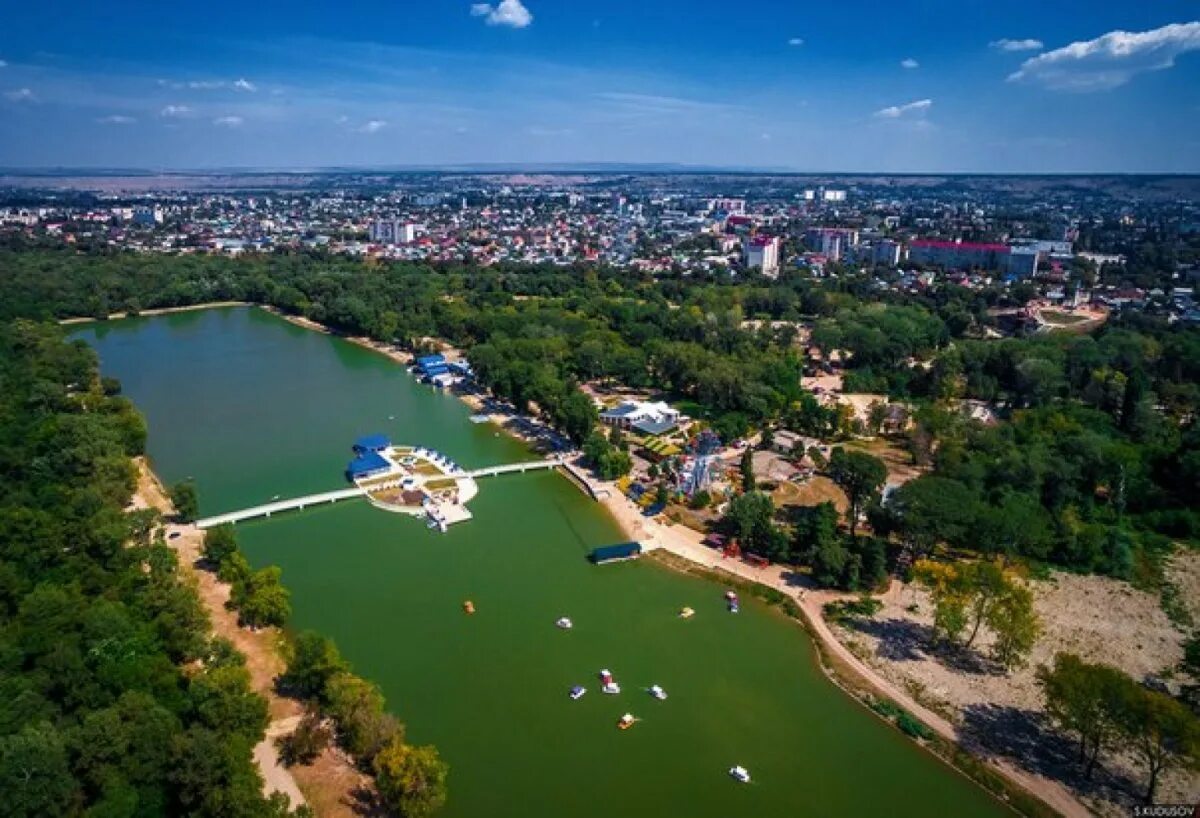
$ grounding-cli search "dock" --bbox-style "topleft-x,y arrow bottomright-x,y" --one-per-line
195,457 -> 567,529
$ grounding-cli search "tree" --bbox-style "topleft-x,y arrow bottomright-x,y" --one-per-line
325,672 -> 401,763
759,427 -> 775,450
277,709 -> 332,767
739,448 -> 756,493
169,480 -> 199,523
202,525 -> 239,566
231,565 -> 291,629
724,492 -> 788,560
0,723 -> 78,818
793,502 -> 845,586
373,740 -> 449,818
282,631 -> 350,701
827,448 -> 887,540
1037,653 -> 1127,779
885,475 -> 978,558
988,582 -> 1040,669
558,390 -> 597,446
1115,684 -> 1200,804
914,559 -> 1040,668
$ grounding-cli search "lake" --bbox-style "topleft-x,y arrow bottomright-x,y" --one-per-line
74,306 -> 1010,818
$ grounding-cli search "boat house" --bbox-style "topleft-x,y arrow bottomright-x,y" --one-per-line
415,354 -> 450,379
589,542 -> 643,565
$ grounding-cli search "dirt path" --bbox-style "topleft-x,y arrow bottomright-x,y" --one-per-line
598,485 -> 1091,818
133,458 -> 386,814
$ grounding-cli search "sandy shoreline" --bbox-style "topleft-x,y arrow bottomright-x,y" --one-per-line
59,301 -> 252,324
130,458 -> 371,816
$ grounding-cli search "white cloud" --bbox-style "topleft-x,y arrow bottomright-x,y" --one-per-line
334,115 -> 349,125
98,114 -> 136,125
874,98 -> 933,118
990,38 -> 1043,52
187,80 -> 224,90
788,38 -> 804,47
214,115 -> 244,127
4,87 -> 35,102
0,60 -> 8,68
470,0 -> 533,29
160,104 -> 192,117
358,119 -> 387,133
233,78 -> 257,92
1008,21 -> 1200,91
900,58 -> 920,69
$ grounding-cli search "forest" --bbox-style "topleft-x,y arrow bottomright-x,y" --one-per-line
0,246 -> 1197,587
0,320 -> 301,817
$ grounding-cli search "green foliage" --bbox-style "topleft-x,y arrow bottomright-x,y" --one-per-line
823,596 -> 883,625
739,448 -> 756,492
0,321 -> 289,816
202,525 -> 239,566
229,565 -> 291,629
373,740 -> 449,818
276,710 -> 331,767
722,492 -> 788,561
282,631 -> 350,701
827,447 -> 887,540
583,431 -> 632,480
867,697 -> 934,741
325,672 -> 401,764
914,559 -> 1041,669
1042,653 -> 1200,802
169,480 -> 199,523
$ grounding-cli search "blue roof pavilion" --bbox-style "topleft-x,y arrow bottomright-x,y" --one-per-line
353,434 -> 391,454
347,451 -> 391,480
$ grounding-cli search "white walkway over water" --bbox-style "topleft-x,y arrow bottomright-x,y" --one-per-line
195,458 -> 565,529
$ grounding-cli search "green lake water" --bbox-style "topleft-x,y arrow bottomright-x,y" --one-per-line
73,307 -> 1010,818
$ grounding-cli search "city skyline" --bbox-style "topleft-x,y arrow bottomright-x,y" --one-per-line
1,1 -> 1199,173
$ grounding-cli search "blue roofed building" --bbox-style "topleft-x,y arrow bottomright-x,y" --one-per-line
347,450 -> 391,480
353,434 -> 391,454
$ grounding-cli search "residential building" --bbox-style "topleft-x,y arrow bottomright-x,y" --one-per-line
370,219 -> 417,244
743,235 -> 781,276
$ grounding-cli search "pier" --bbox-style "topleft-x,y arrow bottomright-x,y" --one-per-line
195,457 -> 567,529
196,487 -> 367,528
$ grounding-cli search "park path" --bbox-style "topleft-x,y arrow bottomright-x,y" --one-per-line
600,488 -> 1091,818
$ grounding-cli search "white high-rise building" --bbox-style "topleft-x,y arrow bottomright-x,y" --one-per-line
743,236 -> 781,277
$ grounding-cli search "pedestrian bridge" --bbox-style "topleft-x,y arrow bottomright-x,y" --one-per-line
196,487 -> 367,528
467,458 -> 563,479
195,457 -> 566,529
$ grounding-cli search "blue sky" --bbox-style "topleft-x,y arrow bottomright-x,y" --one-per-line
1,1 -> 1198,172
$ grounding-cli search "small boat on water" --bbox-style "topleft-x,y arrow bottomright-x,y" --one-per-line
569,685 -> 586,700
679,607 -> 695,619
462,600 -> 475,614
555,617 -> 573,629
649,685 -> 667,700
618,714 -> 636,730
729,766 -> 751,783
726,591 -> 740,613
599,670 -> 621,695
